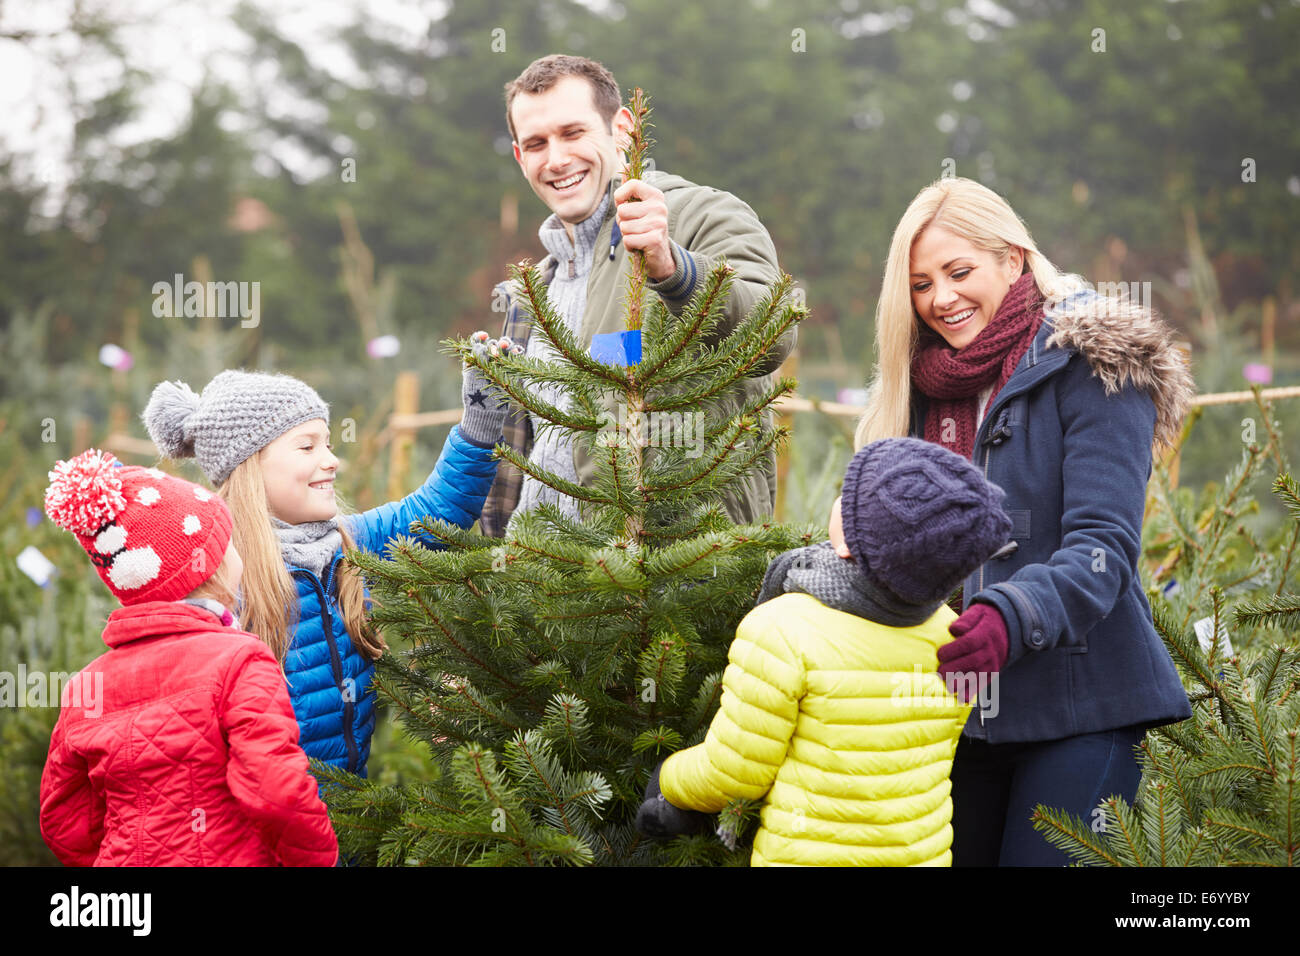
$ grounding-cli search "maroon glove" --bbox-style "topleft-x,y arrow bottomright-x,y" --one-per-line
937,602 -> 1009,701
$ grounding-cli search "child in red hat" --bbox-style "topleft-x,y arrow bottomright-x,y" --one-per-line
38,448 -> 338,866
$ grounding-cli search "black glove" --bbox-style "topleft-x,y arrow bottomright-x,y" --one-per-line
635,761 -> 713,840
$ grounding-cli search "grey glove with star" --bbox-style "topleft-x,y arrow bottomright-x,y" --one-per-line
459,331 -> 520,447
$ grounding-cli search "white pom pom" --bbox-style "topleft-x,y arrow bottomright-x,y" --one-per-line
44,449 -> 127,535
94,525 -> 127,554
108,547 -> 161,590
142,380 -> 201,459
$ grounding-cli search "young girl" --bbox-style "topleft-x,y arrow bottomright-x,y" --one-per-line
39,450 -> 338,866
856,176 -> 1194,865
141,335 -> 515,781
636,439 -> 1013,866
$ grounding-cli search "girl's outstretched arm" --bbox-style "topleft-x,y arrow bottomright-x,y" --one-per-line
351,333 -> 517,553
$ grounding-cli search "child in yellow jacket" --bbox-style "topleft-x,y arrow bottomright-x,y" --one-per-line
636,438 -> 1013,866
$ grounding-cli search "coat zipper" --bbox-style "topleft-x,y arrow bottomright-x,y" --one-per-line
968,439 -> 992,730
322,558 -> 360,774
979,443 -> 992,594
971,357 -> 1045,614
974,404 -> 1047,649
292,559 -> 360,774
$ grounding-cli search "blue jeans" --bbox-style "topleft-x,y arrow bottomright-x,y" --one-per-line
949,725 -> 1146,866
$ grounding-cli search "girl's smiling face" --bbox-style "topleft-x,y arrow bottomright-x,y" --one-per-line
909,225 -> 1023,351
258,419 -> 338,524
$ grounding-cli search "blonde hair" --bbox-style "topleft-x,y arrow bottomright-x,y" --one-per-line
217,457 -> 386,664
854,177 -> 1085,450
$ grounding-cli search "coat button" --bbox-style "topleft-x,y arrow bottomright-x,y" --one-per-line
1030,629 -> 1045,647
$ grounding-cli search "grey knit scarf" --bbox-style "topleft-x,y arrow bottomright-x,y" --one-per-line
757,541 -> 942,628
271,516 -> 342,579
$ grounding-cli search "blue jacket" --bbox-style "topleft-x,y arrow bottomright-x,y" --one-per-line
910,291 -> 1195,744
284,425 -> 498,775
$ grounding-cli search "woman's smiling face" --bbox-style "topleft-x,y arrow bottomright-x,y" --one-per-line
258,419 -> 338,524
909,225 -> 1023,350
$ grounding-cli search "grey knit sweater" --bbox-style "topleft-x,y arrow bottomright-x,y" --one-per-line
514,192 -> 613,521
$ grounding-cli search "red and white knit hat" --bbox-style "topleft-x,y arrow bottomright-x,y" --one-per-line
43,449 -> 233,605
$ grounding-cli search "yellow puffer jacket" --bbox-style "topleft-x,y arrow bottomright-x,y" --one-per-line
660,592 -> 972,866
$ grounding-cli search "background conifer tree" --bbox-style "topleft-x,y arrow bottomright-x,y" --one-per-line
1031,392 -> 1300,866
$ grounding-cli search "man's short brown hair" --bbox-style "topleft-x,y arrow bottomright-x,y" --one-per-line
504,55 -> 622,141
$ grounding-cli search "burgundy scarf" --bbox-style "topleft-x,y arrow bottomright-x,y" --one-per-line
911,272 -> 1043,460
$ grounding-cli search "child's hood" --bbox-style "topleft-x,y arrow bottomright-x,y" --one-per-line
101,600 -> 243,649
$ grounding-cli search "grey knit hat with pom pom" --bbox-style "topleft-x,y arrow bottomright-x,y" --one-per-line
143,370 -> 330,487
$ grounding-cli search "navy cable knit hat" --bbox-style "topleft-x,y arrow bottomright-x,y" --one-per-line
841,438 -> 1013,606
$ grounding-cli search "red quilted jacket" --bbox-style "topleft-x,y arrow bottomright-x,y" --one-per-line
39,601 -> 339,866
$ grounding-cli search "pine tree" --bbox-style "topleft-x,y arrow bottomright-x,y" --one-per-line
315,89 -> 811,865
1031,390 -> 1300,866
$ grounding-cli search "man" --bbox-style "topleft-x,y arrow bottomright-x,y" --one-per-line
480,54 -> 795,536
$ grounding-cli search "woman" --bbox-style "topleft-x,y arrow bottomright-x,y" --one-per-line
856,176 -> 1193,866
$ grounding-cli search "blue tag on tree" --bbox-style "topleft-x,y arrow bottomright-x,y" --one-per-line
590,330 -> 642,367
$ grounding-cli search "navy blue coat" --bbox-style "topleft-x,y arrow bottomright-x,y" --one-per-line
283,426 -> 499,776
910,292 -> 1194,744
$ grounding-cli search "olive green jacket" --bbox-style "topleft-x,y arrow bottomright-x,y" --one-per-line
480,169 -> 796,536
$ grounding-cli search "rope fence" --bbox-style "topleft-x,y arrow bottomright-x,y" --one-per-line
100,377 -> 1300,511
369,381 -> 1300,443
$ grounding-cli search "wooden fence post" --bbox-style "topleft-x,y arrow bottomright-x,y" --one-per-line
388,371 -> 419,500
774,353 -> 798,522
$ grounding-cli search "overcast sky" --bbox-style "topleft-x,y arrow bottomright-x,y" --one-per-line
0,0 -> 447,202
1,0 -> 947,198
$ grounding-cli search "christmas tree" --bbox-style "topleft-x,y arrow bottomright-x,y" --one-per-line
1032,391 -> 1300,866
316,89 -> 811,865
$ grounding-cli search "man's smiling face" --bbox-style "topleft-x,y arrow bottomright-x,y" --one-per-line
511,74 -> 631,229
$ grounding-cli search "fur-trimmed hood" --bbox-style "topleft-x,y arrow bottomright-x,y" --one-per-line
1043,292 -> 1195,450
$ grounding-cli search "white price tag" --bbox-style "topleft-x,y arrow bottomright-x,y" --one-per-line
1192,616 -> 1234,657
17,545 -> 56,587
